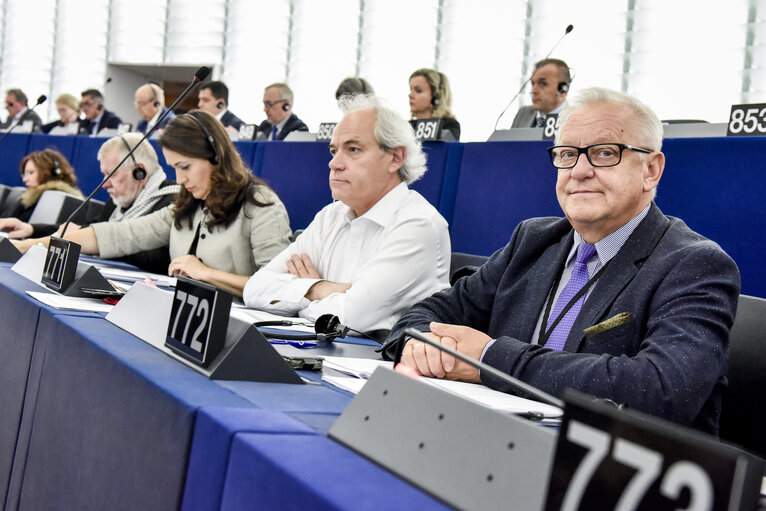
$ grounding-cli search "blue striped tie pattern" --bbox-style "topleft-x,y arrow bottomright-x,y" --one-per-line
543,243 -> 597,351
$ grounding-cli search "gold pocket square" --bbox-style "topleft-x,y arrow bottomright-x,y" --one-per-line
583,312 -> 632,338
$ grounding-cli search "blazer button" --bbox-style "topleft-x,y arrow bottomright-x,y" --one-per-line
200,233 -> 206,239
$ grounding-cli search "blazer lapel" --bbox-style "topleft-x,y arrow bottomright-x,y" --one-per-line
515,231 -> 574,343
566,204 -> 671,351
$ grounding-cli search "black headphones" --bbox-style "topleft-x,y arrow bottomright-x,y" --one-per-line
256,314 -> 349,342
46,150 -> 62,176
217,100 -> 225,109
558,82 -> 569,94
282,101 -> 290,112
118,135 -> 147,181
431,71 -> 445,107
97,103 -> 104,111
184,112 -> 220,165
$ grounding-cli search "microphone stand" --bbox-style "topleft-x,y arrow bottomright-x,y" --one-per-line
59,66 -> 210,238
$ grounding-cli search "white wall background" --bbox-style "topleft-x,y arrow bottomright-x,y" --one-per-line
0,0 -> 759,141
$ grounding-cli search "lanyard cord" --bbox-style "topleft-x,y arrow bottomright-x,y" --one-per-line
537,261 -> 610,345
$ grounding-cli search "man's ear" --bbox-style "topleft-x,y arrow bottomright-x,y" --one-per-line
643,151 -> 665,193
388,146 -> 406,175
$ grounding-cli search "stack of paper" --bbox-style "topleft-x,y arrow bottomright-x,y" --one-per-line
321,356 -> 562,422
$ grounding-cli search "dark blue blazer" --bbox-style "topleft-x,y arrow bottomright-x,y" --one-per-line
78,108 -> 123,135
258,113 -> 308,140
220,110 -> 244,130
390,204 -> 740,434
137,107 -> 176,134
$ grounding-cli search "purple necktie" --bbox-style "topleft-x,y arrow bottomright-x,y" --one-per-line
543,243 -> 597,351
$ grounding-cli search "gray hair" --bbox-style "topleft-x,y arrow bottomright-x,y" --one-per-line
98,133 -> 161,177
556,87 -> 663,152
265,82 -> 294,103
338,94 -> 427,184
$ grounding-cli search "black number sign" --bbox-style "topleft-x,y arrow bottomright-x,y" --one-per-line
727,103 -> 766,136
165,276 -> 232,367
544,391 -> 764,511
41,237 -> 80,292
412,118 -> 444,141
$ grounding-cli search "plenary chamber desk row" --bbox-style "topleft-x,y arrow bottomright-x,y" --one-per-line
0,266 -> 447,510
0,133 -> 763,299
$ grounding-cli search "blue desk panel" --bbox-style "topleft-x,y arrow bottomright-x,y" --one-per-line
450,140 -> 559,255
219,433 -> 450,511
259,142 -> 333,231
658,137 -> 766,297
26,134 -> 77,165
0,134 -> 30,187
8,313 -> 254,511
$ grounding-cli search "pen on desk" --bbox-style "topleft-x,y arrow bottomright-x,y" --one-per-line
268,339 -> 317,348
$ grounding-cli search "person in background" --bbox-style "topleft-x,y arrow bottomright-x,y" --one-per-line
0,149 -> 82,221
511,58 -> 571,128
408,68 -> 461,141
14,111 -> 292,296
78,89 -> 123,135
41,93 -> 81,134
258,83 -> 308,141
198,80 -> 245,132
0,88 -> 42,130
135,83 -> 175,134
335,77 -> 374,101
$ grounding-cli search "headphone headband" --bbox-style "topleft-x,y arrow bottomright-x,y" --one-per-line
184,112 -> 221,165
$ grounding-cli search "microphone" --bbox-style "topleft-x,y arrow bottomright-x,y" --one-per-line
394,328 -> 564,409
257,314 -> 385,343
492,24 -> 574,131
58,66 -> 210,238
0,94 -> 47,144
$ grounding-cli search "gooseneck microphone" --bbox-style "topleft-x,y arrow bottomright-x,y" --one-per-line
493,24 -> 574,131
58,66 -> 210,239
0,94 -> 47,144
395,328 -> 564,409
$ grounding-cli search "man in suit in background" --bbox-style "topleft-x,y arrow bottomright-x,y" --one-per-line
511,58 -> 570,128
78,89 -> 123,135
0,88 -> 42,130
134,83 -> 176,134
390,87 -> 740,435
197,80 -> 245,132
258,83 -> 308,140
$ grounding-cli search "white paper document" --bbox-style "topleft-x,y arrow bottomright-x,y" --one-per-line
27,291 -> 115,313
94,266 -> 177,287
321,357 -> 562,419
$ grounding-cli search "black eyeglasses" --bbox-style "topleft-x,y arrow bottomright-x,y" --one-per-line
263,99 -> 287,109
548,143 -> 653,169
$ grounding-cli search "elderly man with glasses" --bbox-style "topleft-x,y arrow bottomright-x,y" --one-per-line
257,82 -> 308,141
388,87 -> 740,435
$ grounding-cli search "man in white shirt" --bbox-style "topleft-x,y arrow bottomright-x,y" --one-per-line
243,94 -> 451,333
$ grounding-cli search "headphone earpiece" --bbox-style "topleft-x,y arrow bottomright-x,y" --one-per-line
431,71 -> 445,108
558,82 -> 569,94
217,100 -> 225,109
184,113 -> 220,166
282,102 -> 290,112
154,101 -> 160,108
118,135 -> 146,181
49,152 -> 62,176
255,314 -> 350,342
97,103 -> 104,111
